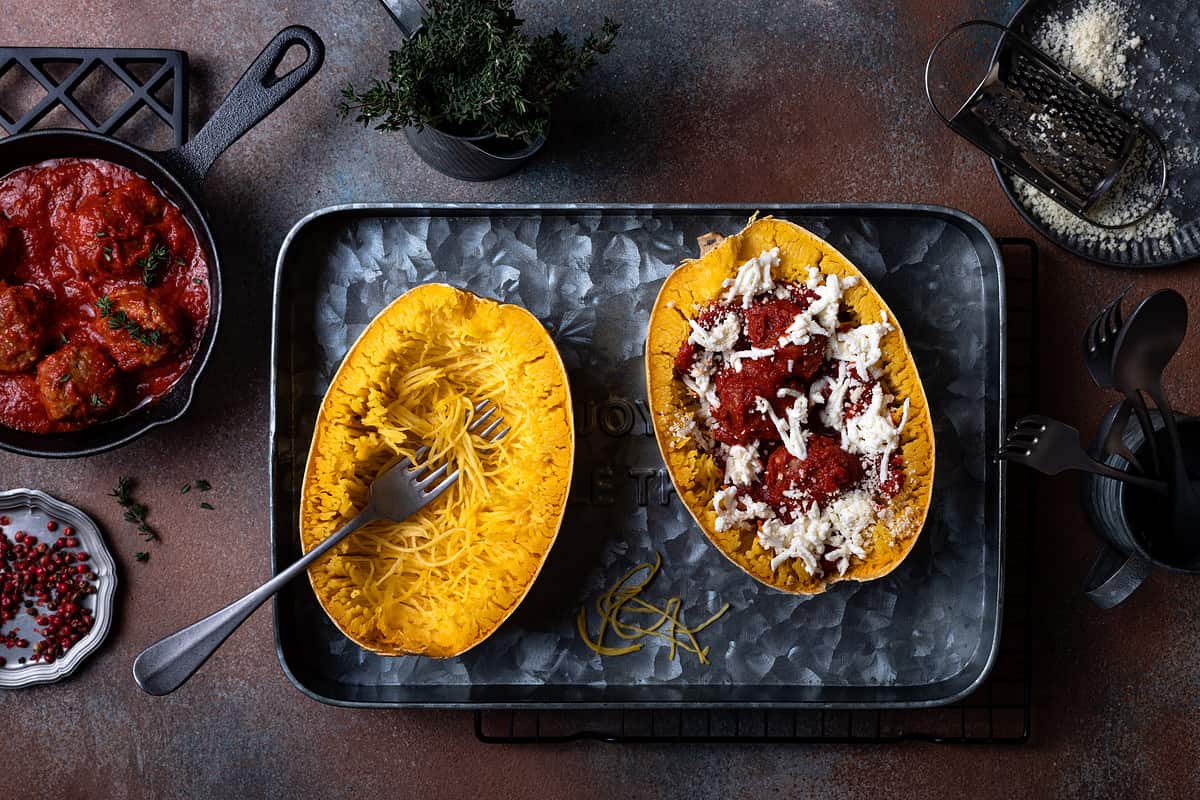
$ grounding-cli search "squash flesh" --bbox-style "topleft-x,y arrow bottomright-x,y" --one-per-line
646,218 -> 935,595
300,283 -> 573,656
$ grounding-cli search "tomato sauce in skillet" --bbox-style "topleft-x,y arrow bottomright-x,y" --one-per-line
0,158 -> 210,433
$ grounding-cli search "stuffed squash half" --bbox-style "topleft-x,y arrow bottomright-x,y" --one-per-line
646,218 -> 934,595
300,283 -> 573,657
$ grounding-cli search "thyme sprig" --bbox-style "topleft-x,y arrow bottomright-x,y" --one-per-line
139,243 -> 170,287
111,476 -> 158,543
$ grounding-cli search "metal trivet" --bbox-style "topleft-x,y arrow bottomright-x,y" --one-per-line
0,47 -> 187,146
475,238 -> 1038,746
925,20 -> 1166,230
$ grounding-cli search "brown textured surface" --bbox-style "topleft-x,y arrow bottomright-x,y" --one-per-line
1,0 -> 1199,797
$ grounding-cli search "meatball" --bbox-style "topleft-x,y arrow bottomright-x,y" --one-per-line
710,358 -> 794,445
64,182 -> 166,277
763,435 -> 864,514
93,286 -> 186,370
36,344 -> 121,422
0,284 -> 48,373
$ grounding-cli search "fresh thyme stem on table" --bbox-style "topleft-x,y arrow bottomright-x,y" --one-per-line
111,476 -> 158,543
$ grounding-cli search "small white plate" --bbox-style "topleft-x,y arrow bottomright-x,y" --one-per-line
0,489 -> 117,688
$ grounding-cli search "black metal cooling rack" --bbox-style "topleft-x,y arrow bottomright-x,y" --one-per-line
0,47 -> 187,146
475,237 -> 1038,745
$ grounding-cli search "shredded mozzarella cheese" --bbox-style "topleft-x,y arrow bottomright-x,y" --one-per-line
829,310 -> 893,379
755,395 -> 809,460
722,248 -> 779,307
688,312 -> 740,351
723,443 -> 761,486
712,486 -> 772,532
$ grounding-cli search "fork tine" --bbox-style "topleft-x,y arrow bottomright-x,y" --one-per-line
1014,416 -> 1047,431
406,446 -> 431,471
424,469 -> 461,500
469,404 -> 497,431
479,417 -> 504,438
1108,299 -> 1124,337
416,462 -> 451,487
1084,314 -> 1102,353
489,425 -> 511,443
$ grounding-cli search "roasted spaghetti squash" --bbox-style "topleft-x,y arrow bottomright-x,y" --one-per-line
646,218 -> 934,595
300,283 -> 573,656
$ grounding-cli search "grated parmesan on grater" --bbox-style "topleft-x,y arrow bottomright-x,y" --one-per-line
1035,0 -> 1142,97
1018,0 -> 1180,247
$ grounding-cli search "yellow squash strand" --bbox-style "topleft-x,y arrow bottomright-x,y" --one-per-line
578,553 -> 730,665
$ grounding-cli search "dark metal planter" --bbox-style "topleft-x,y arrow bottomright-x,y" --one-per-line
379,0 -> 546,181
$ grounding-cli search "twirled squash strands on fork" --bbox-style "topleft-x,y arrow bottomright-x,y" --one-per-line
300,283 -> 574,657
645,217 -> 935,595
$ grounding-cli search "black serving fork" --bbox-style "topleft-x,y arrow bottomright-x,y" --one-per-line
1001,415 -> 1165,493
1082,290 -> 1160,473
132,399 -> 509,696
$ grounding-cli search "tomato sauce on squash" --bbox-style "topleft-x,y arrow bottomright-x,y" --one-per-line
0,158 -> 209,433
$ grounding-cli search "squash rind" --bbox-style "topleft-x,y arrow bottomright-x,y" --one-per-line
299,283 -> 574,656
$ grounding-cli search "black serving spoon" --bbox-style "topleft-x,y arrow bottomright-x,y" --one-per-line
1111,290 -> 1199,548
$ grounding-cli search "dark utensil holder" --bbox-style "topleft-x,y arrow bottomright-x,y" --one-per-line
1082,408 -> 1200,607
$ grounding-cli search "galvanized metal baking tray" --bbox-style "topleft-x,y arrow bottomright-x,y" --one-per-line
269,203 -> 1006,709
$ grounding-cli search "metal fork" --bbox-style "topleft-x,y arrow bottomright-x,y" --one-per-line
1100,399 -> 1145,474
1082,289 -> 1160,472
1000,414 -> 1164,494
132,399 -> 509,696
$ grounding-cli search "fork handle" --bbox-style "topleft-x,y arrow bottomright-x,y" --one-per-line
1124,390 -> 1161,476
1081,459 -> 1168,495
132,509 -> 376,696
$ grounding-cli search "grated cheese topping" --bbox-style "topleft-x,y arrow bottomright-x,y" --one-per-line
721,247 -> 779,307
689,312 -> 740,351
723,443 -> 762,486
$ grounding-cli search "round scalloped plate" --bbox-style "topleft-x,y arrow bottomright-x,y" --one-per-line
994,0 -> 1200,268
0,489 -> 117,688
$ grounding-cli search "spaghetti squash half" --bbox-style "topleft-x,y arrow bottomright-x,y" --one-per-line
300,283 -> 573,657
646,218 -> 934,595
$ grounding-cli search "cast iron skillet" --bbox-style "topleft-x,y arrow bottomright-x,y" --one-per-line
0,26 -> 324,458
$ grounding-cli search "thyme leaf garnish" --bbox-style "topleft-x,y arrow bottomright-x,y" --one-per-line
111,476 -> 158,543
139,243 -> 170,287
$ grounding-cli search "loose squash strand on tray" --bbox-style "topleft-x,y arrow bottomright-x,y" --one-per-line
577,553 -> 731,665
300,284 -> 572,657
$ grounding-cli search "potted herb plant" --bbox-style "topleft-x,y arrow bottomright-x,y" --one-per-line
340,0 -> 619,181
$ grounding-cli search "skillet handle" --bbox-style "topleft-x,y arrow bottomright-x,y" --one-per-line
159,26 -> 325,194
